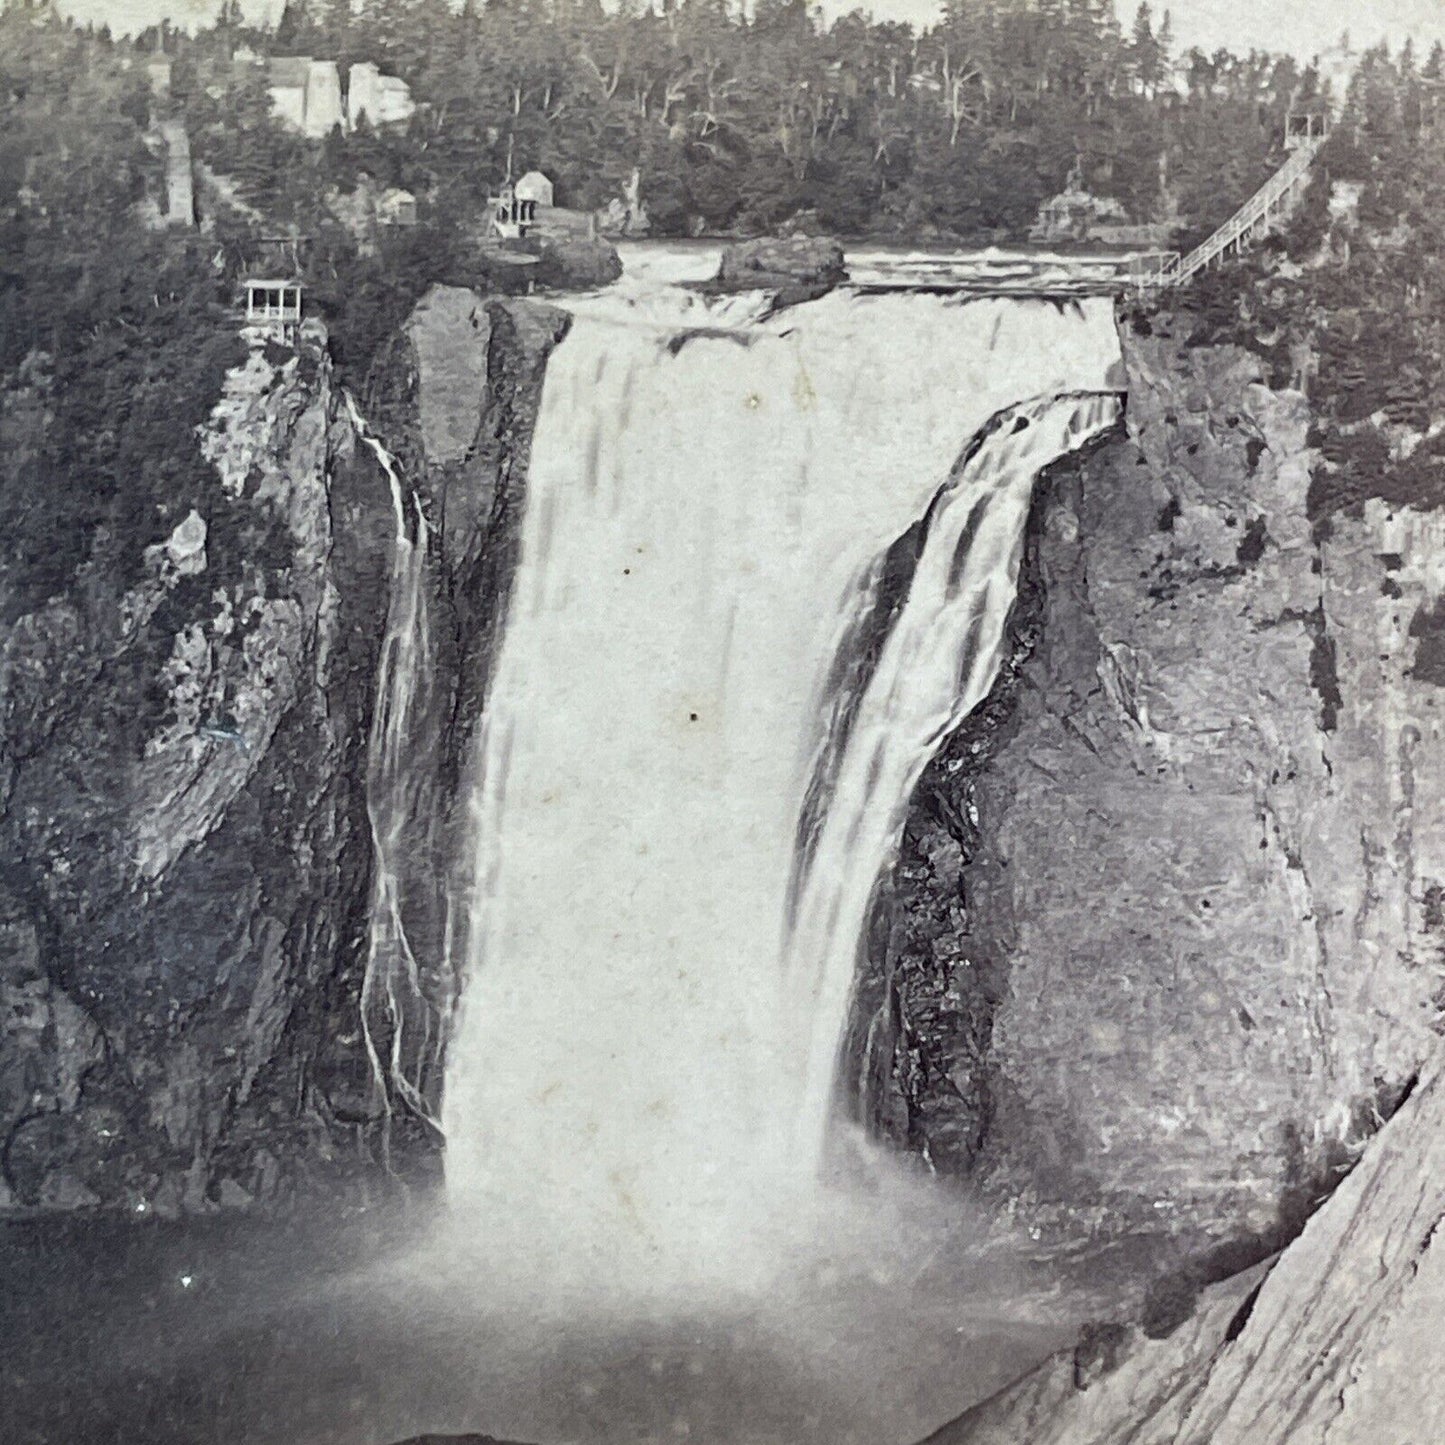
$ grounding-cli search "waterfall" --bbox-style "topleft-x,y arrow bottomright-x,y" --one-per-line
787,391 -> 1120,1161
346,393 -> 444,1133
440,285 -> 1121,1290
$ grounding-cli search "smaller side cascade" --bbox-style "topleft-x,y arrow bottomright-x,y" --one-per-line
344,391 -> 446,1144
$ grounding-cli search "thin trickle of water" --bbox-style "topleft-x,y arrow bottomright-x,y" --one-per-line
346,392 -> 443,1132
439,287 -> 1122,1293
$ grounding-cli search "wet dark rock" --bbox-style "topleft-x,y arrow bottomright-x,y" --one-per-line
867,315 -> 1444,1254
532,234 -> 623,290
923,1065 -> 1445,1444
342,286 -> 571,1130
0,324 -> 397,1210
713,236 -> 847,304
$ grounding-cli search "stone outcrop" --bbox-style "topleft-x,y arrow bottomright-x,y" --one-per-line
865,311 -> 1444,1256
366,285 -> 569,787
713,236 -> 847,305
0,281 -> 574,1213
0,326 -> 396,1212
924,1060 -> 1445,1444
531,235 -> 623,291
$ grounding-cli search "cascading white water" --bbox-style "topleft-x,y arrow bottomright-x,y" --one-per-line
347,393 -> 443,1129
787,390 -> 1120,1161
441,282 -> 1121,1291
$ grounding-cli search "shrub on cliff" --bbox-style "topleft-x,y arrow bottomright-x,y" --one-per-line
1,220 -> 245,620
1157,42 -> 1445,536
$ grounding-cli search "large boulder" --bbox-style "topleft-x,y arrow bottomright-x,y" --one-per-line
713,236 -> 847,304
532,235 -> 623,290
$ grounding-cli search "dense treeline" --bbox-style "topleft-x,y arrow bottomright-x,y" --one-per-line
0,5 -> 248,610
266,0 -> 1314,242
36,0 -> 1327,244
3,0 -> 1440,617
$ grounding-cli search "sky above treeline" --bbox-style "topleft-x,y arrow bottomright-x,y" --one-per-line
48,0 -> 1445,59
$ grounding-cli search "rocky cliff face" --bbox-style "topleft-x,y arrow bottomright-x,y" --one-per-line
867,311 -> 1444,1257
0,324 -> 396,1212
0,283 -> 573,1214
11,276 -> 1442,1264
351,285 -> 568,1127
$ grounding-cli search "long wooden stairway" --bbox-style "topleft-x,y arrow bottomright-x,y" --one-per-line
1154,138 -> 1323,286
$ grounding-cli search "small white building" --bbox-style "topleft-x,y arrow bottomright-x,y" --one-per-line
347,63 -> 416,130
514,171 -> 554,209
244,279 -> 303,335
267,58 -> 344,139
1313,39 -> 1360,118
489,182 -> 536,240
145,54 -> 172,97
156,119 -> 195,228
378,188 -> 418,226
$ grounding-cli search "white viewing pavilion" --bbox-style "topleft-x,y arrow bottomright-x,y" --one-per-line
244,279 -> 303,332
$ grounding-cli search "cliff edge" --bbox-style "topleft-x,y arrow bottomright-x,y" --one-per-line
0,325 -> 395,1212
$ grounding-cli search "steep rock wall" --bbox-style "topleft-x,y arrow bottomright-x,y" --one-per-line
356,285 -> 568,1123
0,327 -> 394,1212
870,313 -> 1444,1249
0,284 -> 567,1210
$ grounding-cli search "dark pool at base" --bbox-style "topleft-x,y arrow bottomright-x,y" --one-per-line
0,1202 -> 1093,1445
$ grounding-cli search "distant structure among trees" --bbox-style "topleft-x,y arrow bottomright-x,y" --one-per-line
5,0 -> 1445,620
347,62 -> 415,131
377,187 -> 417,226
488,181 -> 538,240
230,46 -> 413,140
252,54 -> 343,138
243,278 -> 304,335
145,52 -> 172,96
155,118 -> 196,227
514,172 -> 554,211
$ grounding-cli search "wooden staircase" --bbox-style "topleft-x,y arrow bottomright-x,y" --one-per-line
1148,138 -> 1324,287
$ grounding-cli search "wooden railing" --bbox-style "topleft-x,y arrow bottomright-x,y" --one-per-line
1146,140 -> 1323,288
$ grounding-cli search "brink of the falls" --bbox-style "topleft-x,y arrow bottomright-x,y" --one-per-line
440,280 -> 1123,1296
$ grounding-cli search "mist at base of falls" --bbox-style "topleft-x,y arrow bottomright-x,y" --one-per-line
1,1182 -> 1107,1445
438,275 -> 1123,1308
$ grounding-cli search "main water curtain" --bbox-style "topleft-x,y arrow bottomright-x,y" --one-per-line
441,285 -> 1121,1280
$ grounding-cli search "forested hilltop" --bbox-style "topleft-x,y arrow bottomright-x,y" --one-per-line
3,0 -> 1444,620
6,0 -> 1353,248
1164,41 -> 1445,535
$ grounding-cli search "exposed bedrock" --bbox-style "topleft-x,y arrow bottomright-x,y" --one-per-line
0,327 -> 397,1212
863,313 -> 1445,1252
712,236 -> 848,305
0,286 -> 570,1214
356,285 -> 569,1107
365,286 -> 570,784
